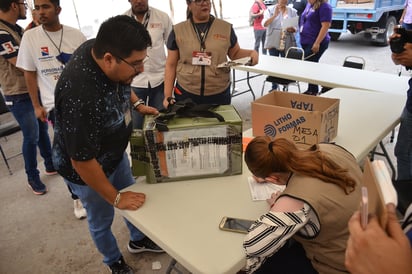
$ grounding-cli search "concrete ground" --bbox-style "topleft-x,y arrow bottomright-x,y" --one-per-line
0,21 -> 405,274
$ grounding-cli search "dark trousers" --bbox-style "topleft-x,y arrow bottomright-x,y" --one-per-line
254,239 -> 318,274
301,40 -> 329,93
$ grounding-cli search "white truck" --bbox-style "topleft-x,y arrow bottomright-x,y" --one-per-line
329,0 -> 404,45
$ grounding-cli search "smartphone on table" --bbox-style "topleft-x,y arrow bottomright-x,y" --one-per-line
219,216 -> 255,234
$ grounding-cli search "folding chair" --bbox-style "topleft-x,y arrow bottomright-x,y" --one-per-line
0,94 -> 22,175
343,56 -> 366,69
261,47 -> 305,96
321,55 -> 366,94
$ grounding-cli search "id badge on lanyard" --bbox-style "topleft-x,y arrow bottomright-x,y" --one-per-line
192,51 -> 212,66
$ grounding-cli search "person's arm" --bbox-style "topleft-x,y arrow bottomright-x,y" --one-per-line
311,21 -> 331,53
244,196 -> 307,256
163,49 -> 179,108
228,42 -> 259,66
71,158 -> 145,210
400,5 -> 407,24
0,33 -> 24,73
130,91 -> 159,115
24,70 -> 47,122
262,5 -> 281,27
345,204 -> 412,274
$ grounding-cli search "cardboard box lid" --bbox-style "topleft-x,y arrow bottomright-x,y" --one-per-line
252,92 -> 340,113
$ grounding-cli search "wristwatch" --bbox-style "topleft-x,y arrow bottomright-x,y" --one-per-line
133,99 -> 145,109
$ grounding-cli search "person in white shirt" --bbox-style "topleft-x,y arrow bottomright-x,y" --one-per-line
124,0 -> 173,129
16,0 -> 87,219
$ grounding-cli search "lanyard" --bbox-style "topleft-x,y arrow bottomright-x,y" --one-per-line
191,16 -> 214,51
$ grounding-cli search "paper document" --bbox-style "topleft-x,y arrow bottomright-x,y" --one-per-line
217,57 -> 251,68
247,176 -> 285,201
282,16 -> 299,29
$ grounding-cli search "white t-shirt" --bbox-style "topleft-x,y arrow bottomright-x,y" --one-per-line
124,7 -> 172,88
16,25 -> 86,112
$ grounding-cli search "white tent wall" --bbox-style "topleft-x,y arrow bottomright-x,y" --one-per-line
23,0 -> 250,38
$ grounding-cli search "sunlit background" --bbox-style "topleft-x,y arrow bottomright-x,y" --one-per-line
23,0 -> 251,38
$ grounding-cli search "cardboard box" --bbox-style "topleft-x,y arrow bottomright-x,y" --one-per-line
130,105 -> 243,183
251,92 -> 339,147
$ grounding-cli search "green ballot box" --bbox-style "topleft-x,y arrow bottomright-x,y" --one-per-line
130,104 -> 243,183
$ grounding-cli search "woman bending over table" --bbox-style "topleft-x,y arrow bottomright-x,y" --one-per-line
243,137 -> 362,274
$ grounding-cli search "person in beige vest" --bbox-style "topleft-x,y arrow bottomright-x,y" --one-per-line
163,0 -> 259,108
0,0 -> 53,195
243,137 -> 362,274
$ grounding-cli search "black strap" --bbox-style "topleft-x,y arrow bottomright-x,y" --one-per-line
155,98 -> 225,131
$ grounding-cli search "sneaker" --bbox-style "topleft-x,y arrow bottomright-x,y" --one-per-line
73,199 -> 87,219
45,168 -> 58,176
108,256 -> 134,274
27,178 -> 47,195
127,237 -> 164,254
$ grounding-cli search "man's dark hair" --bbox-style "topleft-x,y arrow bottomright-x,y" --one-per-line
93,15 -> 152,59
50,0 -> 60,6
0,0 -> 18,12
38,0 -> 60,7
33,0 -> 60,8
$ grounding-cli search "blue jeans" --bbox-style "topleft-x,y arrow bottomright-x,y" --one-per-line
131,83 -> 165,129
254,29 -> 267,55
301,40 -> 329,93
402,23 -> 412,30
65,153 -> 144,266
295,31 -> 302,48
5,94 -> 54,181
395,107 -> 412,180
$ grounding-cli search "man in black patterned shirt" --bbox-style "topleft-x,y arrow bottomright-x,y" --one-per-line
52,15 -> 161,274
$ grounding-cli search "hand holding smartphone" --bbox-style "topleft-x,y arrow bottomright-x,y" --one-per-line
360,186 -> 369,230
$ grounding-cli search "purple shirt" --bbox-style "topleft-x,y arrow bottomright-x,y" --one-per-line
299,2 -> 332,45
404,0 -> 412,24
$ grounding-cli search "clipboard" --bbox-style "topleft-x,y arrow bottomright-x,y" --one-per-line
362,158 -> 398,228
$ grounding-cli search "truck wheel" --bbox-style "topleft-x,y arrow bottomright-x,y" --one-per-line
376,16 -> 396,46
329,32 -> 341,41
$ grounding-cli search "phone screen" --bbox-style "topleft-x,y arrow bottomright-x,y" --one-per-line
219,217 -> 254,234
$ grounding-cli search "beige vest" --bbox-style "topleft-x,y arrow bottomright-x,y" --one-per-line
0,21 -> 27,96
174,18 -> 231,95
281,144 -> 362,274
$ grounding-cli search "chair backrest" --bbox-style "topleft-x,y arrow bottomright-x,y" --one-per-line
343,56 -> 365,70
0,92 -> 20,137
0,93 -> 10,115
285,47 -> 305,61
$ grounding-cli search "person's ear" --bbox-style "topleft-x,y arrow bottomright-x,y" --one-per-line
11,1 -> 18,10
56,6 -> 61,15
103,52 -> 117,69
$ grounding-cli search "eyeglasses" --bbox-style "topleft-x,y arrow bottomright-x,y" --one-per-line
18,1 -> 28,9
191,0 -> 210,6
114,54 -> 149,73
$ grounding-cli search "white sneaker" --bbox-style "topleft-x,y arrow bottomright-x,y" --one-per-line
73,199 -> 87,219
